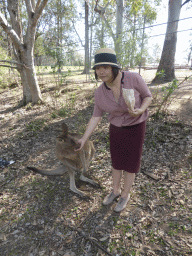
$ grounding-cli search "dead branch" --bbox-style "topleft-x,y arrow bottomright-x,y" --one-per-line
0,60 -> 30,69
0,64 -> 17,68
142,170 -> 160,181
77,196 -> 98,228
0,60 -> 23,65
63,223 -> 113,256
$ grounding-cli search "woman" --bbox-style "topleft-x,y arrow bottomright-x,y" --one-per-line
76,48 -> 152,212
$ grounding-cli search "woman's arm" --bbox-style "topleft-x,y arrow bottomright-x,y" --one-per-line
140,96 -> 152,113
128,96 -> 152,117
75,116 -> 102,151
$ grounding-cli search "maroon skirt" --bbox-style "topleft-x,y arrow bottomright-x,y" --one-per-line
109,121 -> 146,173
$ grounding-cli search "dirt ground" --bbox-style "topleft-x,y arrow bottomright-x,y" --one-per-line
0,69 -> 192,256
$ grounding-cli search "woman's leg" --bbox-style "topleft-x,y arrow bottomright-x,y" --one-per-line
114,171 -> 135,212
103,168 -> 122,205
112,167 -> 122,194
121,171 -> 135,198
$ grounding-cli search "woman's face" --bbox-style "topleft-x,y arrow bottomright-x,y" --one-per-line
95,65 -> 113,83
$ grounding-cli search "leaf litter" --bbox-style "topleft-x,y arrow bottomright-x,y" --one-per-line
0,78 -> 192,256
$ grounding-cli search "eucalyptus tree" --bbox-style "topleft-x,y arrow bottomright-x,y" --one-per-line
82,0 -> 89,74
188,44 -> 192,67
0,0 -> 78,103
94,0 -> 123,60
38,0 -> 78,71
152,0 -> 192,82
121,0 -> 158,68
152,0 -> 182,82
116,0 -> 124,60
1,0 -> 12,57
0,0 -> 49,104
94,0 -> 158,68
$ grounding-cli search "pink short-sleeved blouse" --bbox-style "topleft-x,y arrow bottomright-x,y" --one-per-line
93,71 -> 152,127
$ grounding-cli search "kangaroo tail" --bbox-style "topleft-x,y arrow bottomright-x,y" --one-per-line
27,165 -> 68,176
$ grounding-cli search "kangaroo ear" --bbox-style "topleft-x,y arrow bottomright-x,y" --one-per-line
61,122 -> 68,137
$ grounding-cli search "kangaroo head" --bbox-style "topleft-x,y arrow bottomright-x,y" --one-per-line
57,123 -> 79,149
61,122 -> 68,136
57,122 -> 68,141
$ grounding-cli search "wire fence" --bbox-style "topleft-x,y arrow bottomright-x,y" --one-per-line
137,68 -> 192,84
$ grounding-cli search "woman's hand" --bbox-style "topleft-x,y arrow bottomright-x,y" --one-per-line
74,138 -> 86,151
128,97 -> 152,117
128,108 -> 143,117
74,116 -> 101,151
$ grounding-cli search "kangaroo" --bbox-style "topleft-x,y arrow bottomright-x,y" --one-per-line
27,122 -> 98,197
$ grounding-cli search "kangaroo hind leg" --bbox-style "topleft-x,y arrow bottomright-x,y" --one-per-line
68,169 -> 88,197
80,173 -> 99,187
79,147 -> 99,187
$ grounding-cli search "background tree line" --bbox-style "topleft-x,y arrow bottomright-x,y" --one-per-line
0,0 -> 191,104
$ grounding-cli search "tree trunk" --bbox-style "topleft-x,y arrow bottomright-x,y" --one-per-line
139,15 -> 146,74
152,0 -> 182,83
0,0 -> 48,104
25,54 -> 42,103
100,21 -> 104,47
82,1 -> 89,74
115,0 -> 124,62
130,15 -> 136,68
2,0 -> 12,57
20,68 -> 32,104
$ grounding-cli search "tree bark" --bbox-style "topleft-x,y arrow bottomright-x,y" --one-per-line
115,0 -> 124,62
152,0 -> 182,83
82,1 -> 89,74
20,68 -> 32,104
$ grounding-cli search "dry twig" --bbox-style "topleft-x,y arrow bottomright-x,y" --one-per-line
63,223 -> 113,256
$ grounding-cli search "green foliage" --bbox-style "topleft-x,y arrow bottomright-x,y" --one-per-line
161,79 -> 178,95
26,119 -> 46,135
119,0 -> 158,68
34,35 -> 46,58
126,0 -> 143,15
57,107 -> 68,117
143,2 -> 157,23
154,78 -> 178,117
0,48 -> 9,89
40,0 -> 79,68
154,74 -> 192,118
0,48 -> 20,91
156,70 -> 165,79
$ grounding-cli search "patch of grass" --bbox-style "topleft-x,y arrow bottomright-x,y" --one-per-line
109,240 -> 116,253
168,228 -> 178,236
158,187 -> 168,197
25,102 -> 33,110
50,111 -> 58,118
26,119 -> 46,134
57,107 -> 68,117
